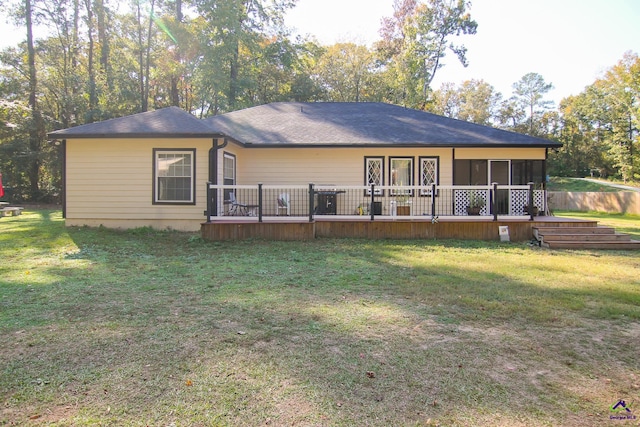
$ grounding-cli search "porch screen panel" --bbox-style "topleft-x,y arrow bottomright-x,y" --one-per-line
454,160 -> 487,185
155,150 -> 194,203
454,160 -> 470,185
471,160 -> 488,185
512,160 -> 526,185
512,160 -> 545,185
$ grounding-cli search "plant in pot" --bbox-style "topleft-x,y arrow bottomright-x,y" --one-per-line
395,193 -> 411,215
466,192 -> 485,215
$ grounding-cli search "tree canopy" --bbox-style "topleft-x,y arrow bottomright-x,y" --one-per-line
0,0 -> 638,202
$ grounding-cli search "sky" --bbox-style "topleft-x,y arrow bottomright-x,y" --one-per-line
284,0 -> 640,105
1,0 -> 637,106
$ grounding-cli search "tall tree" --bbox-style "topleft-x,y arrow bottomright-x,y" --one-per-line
316,43 -> 377,102
510,72 -> 554,135
24,0 -> 48,198
590,52 -> 639,181
548,93 -> 608,177
192,0 -> 296,111
377,0 -> 477,108
429,79 -> 501,125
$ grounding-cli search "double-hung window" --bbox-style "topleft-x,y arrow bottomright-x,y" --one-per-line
223,152 -> 236,201
153,149 -> 195,204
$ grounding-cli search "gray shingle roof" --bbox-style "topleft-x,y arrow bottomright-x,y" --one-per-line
204,102 -> 561,148
48,106 -> 217,138
48,102 -> 561,148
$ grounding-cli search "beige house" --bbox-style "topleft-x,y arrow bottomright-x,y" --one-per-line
48,102 -> 561,232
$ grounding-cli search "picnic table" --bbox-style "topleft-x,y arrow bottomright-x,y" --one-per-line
0,205 -> 24,217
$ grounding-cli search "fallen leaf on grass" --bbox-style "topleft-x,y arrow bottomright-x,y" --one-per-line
185,379 -> 193,386
29,414 -> 42,420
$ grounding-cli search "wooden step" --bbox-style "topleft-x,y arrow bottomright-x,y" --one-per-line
533,226 -> 615,239
539,233 -> 631,242
533,225 -> 640,250
541,240 -> 640,250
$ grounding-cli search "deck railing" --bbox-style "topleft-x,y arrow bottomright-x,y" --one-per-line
205,183 -> 545,222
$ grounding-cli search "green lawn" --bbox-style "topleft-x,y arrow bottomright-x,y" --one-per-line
547,177 -> 628,192
1,210 -> 639,426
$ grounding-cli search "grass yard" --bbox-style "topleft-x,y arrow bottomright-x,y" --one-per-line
546,177 -> 625,192
1,210 -> 639,426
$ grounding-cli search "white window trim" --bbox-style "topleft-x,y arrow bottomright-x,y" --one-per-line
153,149 -> 195,204
389,157 -> 413,196
419,157 -> 439,196
365,156 -> 384,195
223,152 -> 236,185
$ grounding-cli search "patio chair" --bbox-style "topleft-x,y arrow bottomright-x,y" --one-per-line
228,192 -> 248,216
276,193 -> 290,216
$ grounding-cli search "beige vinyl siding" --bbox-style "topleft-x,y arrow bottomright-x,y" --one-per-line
454,147 -> 546,160
232,147 -> 454,186
66,138 -> 212,231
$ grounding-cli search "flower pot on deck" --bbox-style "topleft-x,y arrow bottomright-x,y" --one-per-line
466,206 -> 482,215
397,205 -> 411,216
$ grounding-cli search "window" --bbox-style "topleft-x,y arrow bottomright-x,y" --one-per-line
364,157 -> 383,195
223,152 -> 236,200
419,157 -> 438,195
223,152 -> 236,186
390,157 -> 413,195
154,149 -> 195,204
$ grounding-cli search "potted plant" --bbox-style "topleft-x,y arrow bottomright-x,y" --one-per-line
466,192 -> 485,215
394,193 -> 411,216
523,204 -> 539,216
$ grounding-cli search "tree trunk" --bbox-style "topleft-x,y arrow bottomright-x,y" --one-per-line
84,0 -> 97,122
95,0 -> 111,90
170,0 -> 182,106
136,1 -> 146,112
144,0 -> 155,111
229,40 -> 239,109
25,0 -> 45,199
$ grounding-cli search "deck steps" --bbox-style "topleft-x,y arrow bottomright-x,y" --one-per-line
533,225 -> 640,250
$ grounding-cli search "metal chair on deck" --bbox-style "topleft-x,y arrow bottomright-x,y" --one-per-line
228,192 -> 248,216
276,193 -> 290,216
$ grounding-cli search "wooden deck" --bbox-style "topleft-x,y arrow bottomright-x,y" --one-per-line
201,216 -> 597,242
